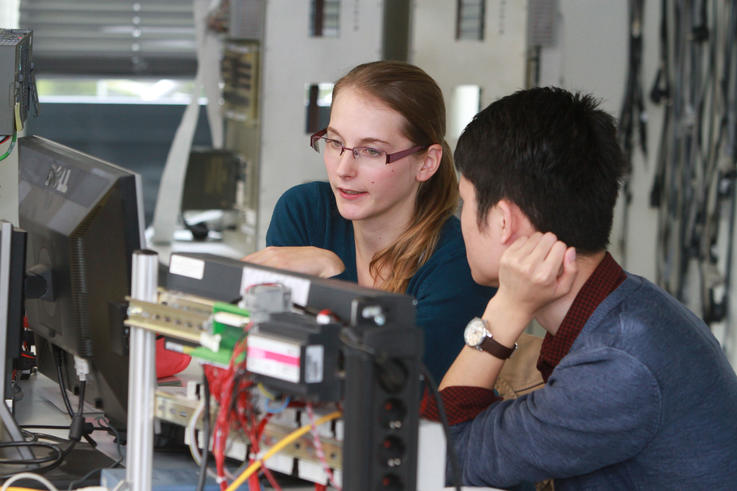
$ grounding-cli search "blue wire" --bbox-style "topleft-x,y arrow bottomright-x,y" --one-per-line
264,396 -> 291,414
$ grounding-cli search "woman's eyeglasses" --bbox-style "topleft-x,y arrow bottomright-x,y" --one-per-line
310,128 -> 426,165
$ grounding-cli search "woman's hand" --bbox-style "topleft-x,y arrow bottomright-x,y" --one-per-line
242,246 -> 345,278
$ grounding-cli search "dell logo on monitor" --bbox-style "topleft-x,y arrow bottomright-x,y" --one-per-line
44,164 -> 71,193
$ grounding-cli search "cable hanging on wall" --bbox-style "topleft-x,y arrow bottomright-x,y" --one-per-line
617,0 -> 648,267
648,0 -> 737,328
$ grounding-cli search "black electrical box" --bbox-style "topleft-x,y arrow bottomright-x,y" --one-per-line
246,312 -> 343,402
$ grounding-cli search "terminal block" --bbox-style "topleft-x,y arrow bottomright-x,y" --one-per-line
247,311 -> 342,402
0,29 -> 36,135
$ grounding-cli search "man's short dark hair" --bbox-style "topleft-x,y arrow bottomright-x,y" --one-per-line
455,87 -> 627,253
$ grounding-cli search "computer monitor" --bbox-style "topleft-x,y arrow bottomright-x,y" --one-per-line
0,220 -> 31,459
0,221 -> 26,403
18,135 -> 145,429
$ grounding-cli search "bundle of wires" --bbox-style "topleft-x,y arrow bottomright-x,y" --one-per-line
1,350 -> 118,482
0,430 -> 64,479
199,320 -> 347,491
305,403 -> 341,490
0,380 -> 88,479
204,339 -> 249,491
203,332 -> 283,491
224,410 -> 342,491
648,0 -> 737,328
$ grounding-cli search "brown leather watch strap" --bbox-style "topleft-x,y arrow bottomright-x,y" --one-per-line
479,335 -> 517,360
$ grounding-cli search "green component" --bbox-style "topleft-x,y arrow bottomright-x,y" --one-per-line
189,344 -> 247,366
211,302 -> 250,350
189,345 -> 234,366
213,302 -> 250,317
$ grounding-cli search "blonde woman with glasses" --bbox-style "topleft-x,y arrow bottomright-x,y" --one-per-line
244,61 -> 494,381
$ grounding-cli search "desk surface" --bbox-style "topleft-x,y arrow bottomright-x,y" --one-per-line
146,226 -> 253,266
14,372 -> 120,457
8,372 -> 121,488
11,371 -> 226,489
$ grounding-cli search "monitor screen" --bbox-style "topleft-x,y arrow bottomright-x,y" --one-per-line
18,135 -> 145,428
0,221 -> 26,403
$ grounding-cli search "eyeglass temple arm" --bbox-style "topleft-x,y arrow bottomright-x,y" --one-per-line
385,145 -> 427,164
310,128 -> 328,150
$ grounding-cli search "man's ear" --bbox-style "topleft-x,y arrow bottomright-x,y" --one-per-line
495,199 -> 534,244
416,143 -> 442,182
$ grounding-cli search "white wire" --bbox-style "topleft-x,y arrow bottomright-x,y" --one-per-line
186,390 -> 230,480
110,479 -> 128,491
1,471 -> 60,491
187,394 -> 207,466
305,403 -> 341,490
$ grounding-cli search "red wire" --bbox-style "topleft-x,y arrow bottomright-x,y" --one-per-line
248,473 -> 260,491
212,373 -> 230,490
208,341 -> 245,491
232,379 -> 283,490
261,465 -> 281,490
255,413 -> 273,441
204,329 -> 287,491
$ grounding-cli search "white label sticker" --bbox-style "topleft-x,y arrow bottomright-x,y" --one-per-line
240,265 -> 311,306
247,335 -> 301,383
169,255 -> 205,280
304,345 -> 324,383
213,311 -> 250,328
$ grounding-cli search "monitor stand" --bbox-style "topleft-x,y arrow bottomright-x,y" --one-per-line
27,442 -> 117,488
0,399 -> 33,460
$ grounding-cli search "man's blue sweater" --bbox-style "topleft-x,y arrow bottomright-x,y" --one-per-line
451,273 -> 737,489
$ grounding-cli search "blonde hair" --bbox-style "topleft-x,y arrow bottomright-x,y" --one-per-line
332,61 -> 458,293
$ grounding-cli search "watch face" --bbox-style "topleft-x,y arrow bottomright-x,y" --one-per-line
464,318 -> 487,347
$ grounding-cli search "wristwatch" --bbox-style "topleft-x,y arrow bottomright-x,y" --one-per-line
463,317 -> 517,359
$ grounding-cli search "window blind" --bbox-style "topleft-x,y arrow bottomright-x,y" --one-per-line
19,0 -> 197,76
310,0 -> 340,38
456,0 -> 486,41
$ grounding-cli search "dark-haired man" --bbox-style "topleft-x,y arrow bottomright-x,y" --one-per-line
433,87 -> 737,489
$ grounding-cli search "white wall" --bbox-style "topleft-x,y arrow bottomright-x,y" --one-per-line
256,0 -> 529,248
411,0 -> 528,149
257,0 -> 385,248
0,0 -> 19,28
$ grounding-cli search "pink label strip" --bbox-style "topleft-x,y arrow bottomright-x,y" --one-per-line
248,346 -> 300,366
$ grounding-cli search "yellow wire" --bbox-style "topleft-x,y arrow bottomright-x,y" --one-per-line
256,382 -> 277,400
225,410 -> 342,491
